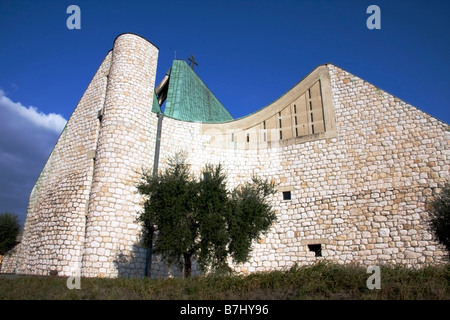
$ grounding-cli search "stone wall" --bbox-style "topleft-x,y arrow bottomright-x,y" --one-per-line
9,33 -> 449,278
0,245 -> 20,273
233,64 -> 449,272
14,50 -> 112,277
150,64 -> 449,276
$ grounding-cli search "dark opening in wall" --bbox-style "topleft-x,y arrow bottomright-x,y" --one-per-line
97,108 -> 104,121
282,191 -> 291,200
308,244 -> 322,257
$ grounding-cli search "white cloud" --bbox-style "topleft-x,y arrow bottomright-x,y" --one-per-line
0,90 -> 67,225
0,90 -> 66,134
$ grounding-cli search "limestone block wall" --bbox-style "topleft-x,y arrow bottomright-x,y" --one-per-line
316,64 -> 448,265
235,64 -> 449,272
0,245 -> 19,273
14,51 -> 112,276
150,63 -> 448,277
81,34 -> 159,278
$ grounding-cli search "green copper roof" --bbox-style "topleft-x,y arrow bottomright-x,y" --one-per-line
152,91 -> 162,113
160,60 -> 233,123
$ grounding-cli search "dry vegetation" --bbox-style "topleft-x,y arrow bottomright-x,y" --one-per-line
0,262 -> 449,300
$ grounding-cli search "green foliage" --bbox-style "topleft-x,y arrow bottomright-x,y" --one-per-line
0,212 -> 20,255
227,177 -> 277,264
196,164 -> 231,273
428,184 -> 450,258
137,154 -> 198,271
137,153 -> 277,277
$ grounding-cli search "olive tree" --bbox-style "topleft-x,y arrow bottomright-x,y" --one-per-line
137,155 -> 276,277
0,212 -> 20,255
428,184 -> 450,259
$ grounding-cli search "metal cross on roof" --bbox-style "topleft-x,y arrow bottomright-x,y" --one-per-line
187,55 -> 198,70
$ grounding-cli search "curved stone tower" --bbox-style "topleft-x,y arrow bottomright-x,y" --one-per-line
81,34 -> 159,277
12,33 -> 158,278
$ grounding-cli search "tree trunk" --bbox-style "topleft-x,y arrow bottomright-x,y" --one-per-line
145,247 -> 152,277
144,227 -> 154,278
183,252 -> 192,278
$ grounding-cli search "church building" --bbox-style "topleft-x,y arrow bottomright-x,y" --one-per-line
2,33 -> 448,278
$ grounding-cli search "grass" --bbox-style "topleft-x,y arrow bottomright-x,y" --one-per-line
0,262 -> 449,300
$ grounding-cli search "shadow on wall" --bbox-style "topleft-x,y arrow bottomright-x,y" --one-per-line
113,243 -> 202,278
3,242 -> 209,278
113,243 -> 147,278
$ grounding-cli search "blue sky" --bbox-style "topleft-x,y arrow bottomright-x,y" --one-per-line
1,0 -> 449,225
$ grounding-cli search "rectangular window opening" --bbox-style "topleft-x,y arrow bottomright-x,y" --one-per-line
263,132 -> 266,142
246,133 -> 250,143
310,113 -> 314,122
263,120 -> 266,129
294,116 -> 297,126
279,130 -> 283,140
295,127 -> 298,137
231,132 -> 234,142
311,125 -> 315,134
279,118 -> 282,128
294,104 -> 297,114
308,244 -> 322,257
308,88 -> 311,99
309,101 -> 313,111
282,191 -> 291,200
